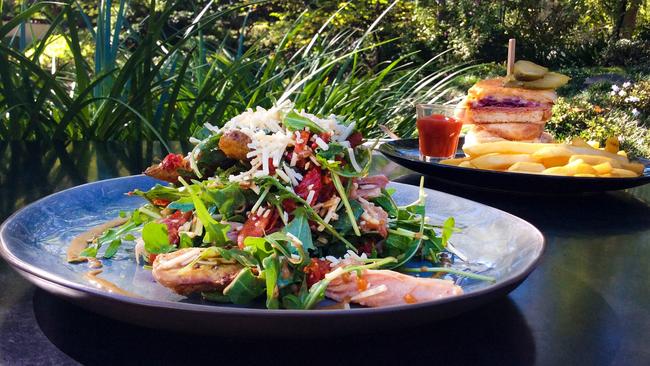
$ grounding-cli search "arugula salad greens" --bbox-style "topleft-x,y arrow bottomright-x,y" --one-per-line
80,104 -> 493,309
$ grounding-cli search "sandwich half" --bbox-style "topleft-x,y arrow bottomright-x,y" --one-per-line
459,78 -> 557,144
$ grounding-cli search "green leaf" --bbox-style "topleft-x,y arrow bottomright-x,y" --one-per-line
316,143 -> 346,161
243,236 -> 274,263
331,172 -> 361,236
384,233 -> 412,256
202,291 -> 231,303
205,183 -> 247,219
82,211 -> 147,259
332,198 -> 363,235
372,190 -> 398,217
79,246 -> 98,258
132,184 -> 188,202
167,197 -> 195,212
316,144 -> 372,178
142,222 -> 174,254
216,247 -> 260,268
103,239 -> 122,259
281,280 -> 310,310
262,255 -> 280,309
180,178 -> 231,246
283,111 -> 326,133
284,208 -> 314,251
223,268 -> 265,305
441,217 -> 455,246
179,232 -> 194,249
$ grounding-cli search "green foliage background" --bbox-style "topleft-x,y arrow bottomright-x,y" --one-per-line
0,0 -> 649,153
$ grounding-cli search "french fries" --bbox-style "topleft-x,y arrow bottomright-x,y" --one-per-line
569,154 -> 621,168
507,162 -> 546,173
441,137 -> 646,178
610,168 -> 638,177
569,137 -> 592,148
532,146 -> 574,167
592,162 -> 613,175
470,153 -> 539,170
463,141 -> 550,156
439,157 -> 471,166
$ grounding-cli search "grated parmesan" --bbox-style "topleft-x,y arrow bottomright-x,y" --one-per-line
306,190 -> 315,205
276,168 -> 291,184
157,248 -> 201,270
315,137 -> 329,150
347,147 -> 362,172
350,284 -> 388,301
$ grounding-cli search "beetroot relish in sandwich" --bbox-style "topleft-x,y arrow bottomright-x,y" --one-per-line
458,78 -> 558,145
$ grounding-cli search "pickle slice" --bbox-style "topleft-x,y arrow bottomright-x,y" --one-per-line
503,79 -> 524,88
513,60 -> 548,81
522,72 -> 570,90
502,76 -> 524,88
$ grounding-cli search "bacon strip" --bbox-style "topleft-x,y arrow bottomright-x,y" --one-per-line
350,175 -> 389,200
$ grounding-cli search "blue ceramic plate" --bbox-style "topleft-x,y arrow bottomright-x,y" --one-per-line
0,176 -> 544,337
379,139 -> 650,194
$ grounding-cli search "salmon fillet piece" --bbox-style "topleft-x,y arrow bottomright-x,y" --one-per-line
326,269 -> 463,307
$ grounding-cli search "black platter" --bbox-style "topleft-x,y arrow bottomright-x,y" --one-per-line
378,138 -> 650,194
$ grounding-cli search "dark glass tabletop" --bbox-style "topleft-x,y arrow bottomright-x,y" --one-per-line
1,141 -> 649,366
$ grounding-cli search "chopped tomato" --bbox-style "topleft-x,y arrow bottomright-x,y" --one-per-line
317,175 -> 335,203
293,131 -> 312,155
284,151 -> 304,169
347,131 -> 363,148
282,199 -> 297,213
304,258 -> 332,288
148,253 -> 158,264
268,158 -> 276,175
294,167 -> 322,205
152,198 -> 171,207
237,208 -> 279,249
160,153 -> 185,171
161,210 -> 192,245
311,133 -> 332,149
319,133 -> 331,143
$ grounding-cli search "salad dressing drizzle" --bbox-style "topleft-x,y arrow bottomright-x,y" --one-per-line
84,270 -> 138,297
67,217 -> 127,263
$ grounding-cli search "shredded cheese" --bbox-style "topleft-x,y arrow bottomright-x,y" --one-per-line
324,266 -> 345,280
315,137 -> 329,150
290,152 -> 298,167
276,168 -> 291,184
157,248 -> 202,270
350,284 -> 388,301
306,190 -> 316,205
347,147 -> 362,172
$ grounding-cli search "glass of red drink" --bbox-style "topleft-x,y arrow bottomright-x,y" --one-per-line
416,104 -> 464,161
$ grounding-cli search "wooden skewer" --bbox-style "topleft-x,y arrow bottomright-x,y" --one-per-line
379,124 -> 400,140
507,38 -> 516,77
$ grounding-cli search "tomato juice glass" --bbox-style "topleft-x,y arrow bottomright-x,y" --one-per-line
416,104 -> 464,161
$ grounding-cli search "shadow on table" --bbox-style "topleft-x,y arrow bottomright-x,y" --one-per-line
33,289 -> 535,366
395,174 -> 650,236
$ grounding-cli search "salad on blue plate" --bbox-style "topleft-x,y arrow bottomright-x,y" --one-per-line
74,103 -> 493,309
